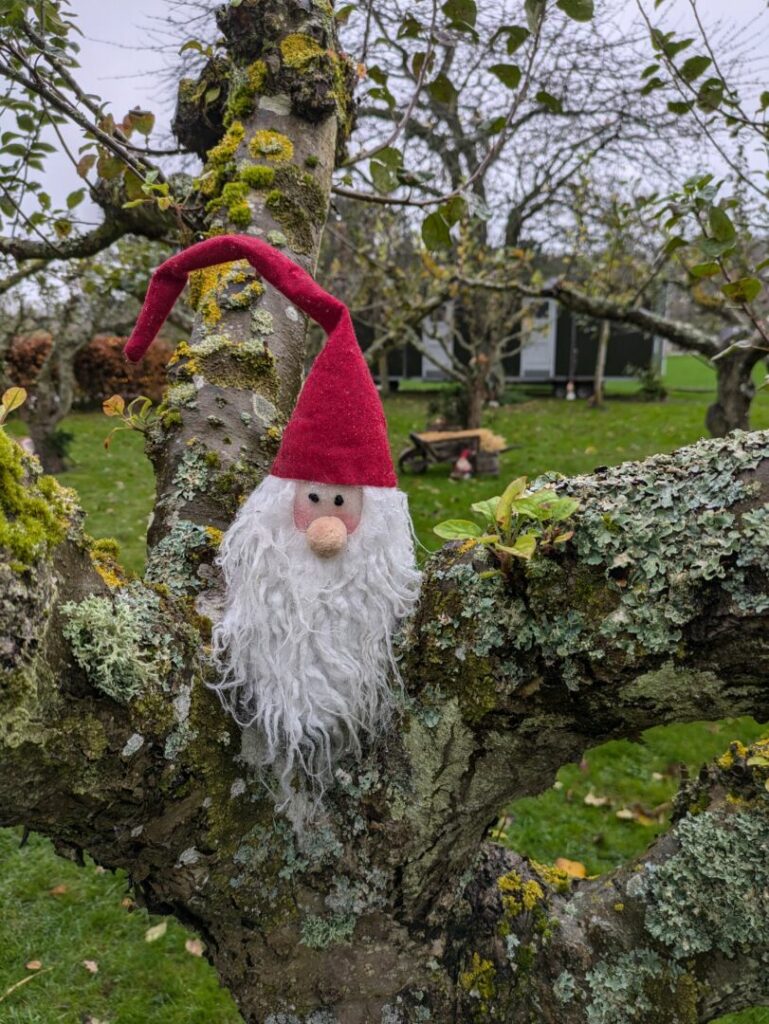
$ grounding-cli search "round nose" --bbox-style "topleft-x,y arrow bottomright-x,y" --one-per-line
306,516 -> 348,558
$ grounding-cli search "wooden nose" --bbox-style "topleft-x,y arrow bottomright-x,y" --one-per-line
306,516 -> 348,558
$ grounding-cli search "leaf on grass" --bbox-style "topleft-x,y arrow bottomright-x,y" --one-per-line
185,938 -> 205,957
25,961 -> 42,971
554,857 -> 586,879
49,884 -> 69,896
583,791 -> 609,807
145,921 -> 167,943
82,960 -> 99,974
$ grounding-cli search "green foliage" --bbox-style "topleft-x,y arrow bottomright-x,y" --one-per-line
434,476 -> 578,568
0,429 -> 67,569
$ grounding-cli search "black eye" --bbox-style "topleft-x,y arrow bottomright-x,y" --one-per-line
309,493 -> 319,503
334,494 -> 344,506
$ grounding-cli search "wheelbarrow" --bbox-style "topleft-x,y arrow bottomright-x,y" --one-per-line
397,428 -> 511,476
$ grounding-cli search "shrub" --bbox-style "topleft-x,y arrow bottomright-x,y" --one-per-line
74,334 -> 174,406
5,331 -> 53,388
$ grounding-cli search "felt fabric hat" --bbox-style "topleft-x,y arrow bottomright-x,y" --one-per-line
125,235 -> 396,488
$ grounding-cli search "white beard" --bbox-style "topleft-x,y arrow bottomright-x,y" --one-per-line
211,475 -> 421,810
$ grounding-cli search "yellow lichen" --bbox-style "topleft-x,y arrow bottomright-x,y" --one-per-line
459,952 -> 496,1002
530,860 -> 571,894
280,33 -> 325,69
247,59 -> 267,91
205,526 -> 223,547
200,121 -> 245,196
497,870 -> 544,915
248,129 -> 294,164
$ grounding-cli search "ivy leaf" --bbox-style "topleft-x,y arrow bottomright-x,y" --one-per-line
433,519 -> 482,540
556,0 -> 594,21
422,210 -> 452,251
489,64 -> 521,89
721,277 -> 762,304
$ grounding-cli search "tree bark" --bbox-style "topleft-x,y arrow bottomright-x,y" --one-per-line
706,347 -> 762,436
591,317 -> 610,408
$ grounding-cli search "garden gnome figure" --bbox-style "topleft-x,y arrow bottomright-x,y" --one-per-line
125,236 -> 421,821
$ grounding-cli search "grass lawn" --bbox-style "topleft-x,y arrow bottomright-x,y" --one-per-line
2,353 -> 768,1021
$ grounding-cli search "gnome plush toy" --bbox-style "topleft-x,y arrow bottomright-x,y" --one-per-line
125,236 -> 421,814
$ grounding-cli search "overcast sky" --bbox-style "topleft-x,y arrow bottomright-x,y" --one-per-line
10,0 -> 769,215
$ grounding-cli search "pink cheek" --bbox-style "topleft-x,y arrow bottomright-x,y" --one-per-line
336,511 -> 360,534
293,505 -> 314,531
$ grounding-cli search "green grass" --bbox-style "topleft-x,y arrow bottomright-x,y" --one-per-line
2,353 -> 768,1021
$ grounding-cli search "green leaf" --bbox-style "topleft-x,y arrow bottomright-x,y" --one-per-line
433,519 -> 482,540
442,0 -> 476,28
495,476 -> 528,530
721,277 -> 762,304
640,76 -> 666,96
422,211 -> 452,251
524,0 -> 545,31
505,25 -> 530,53
489,64 -> 521,89
126,109 -> 155,137
470,496 -> 500,523
497,533 -> 537,560
709,205 -> 736,243
679,55 -> 711,82
370,160 -> 397,194
66,188 -> 85,209
427,72 -> 457,104
667,100 -> 693,115
556,0 -> 593,21
689,261 -> 720,278
535,89 -> 563,113
441,195 -> 466,226
663,236 -> 687,255
760,91 -> 769,111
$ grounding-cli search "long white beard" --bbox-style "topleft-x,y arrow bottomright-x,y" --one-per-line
211,475 -> 421,809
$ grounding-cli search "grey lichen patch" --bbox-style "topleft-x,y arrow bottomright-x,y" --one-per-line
62,584 -> 184,704
251,308 -> 275,336
173,443 -> 213,503
121,732 -> 145,758
301,868 -> 388,949
554,970 -> 576,1004
145,519 -> 215,596
585,949 -> 681,1024
619,662 -> 725,717
638,808 -> 769,956
164,381 -> 198,409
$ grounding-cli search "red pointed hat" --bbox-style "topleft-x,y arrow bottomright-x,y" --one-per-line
125,235 -> 396,488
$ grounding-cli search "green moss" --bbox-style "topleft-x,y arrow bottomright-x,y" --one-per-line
228,200 -> 252,227
247,59 -> 267,91
264,164 -> 327,254
200,121 -> 244,197
239,164 -> 276,189
459,952 -> 496,1016
304,154 -> 319,169
0,431 -> 68,569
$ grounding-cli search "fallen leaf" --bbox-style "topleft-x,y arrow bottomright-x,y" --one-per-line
554,857 -> 586,879
615,807 -> 634,820
94,865 -> 107,875
49,884 -> 69,896
583,791 -> 609,807
185,938 -> 204,957
25,961 -> 42,971
145,921 -> 167,943
121,897 -> 136,910
82,960 -> 99,974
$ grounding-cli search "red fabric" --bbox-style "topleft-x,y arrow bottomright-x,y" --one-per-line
124,236 -> 396,488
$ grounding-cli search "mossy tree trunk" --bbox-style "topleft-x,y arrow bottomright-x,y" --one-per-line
4,5 -> 769,1023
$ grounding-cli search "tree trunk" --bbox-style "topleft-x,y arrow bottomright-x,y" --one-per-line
378,351 -> 392,395
706,347 -> 761,436
591,317 -> 610,408
466,376 -> 485,428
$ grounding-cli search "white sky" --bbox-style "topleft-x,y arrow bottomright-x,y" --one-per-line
9,0 -> 769,215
